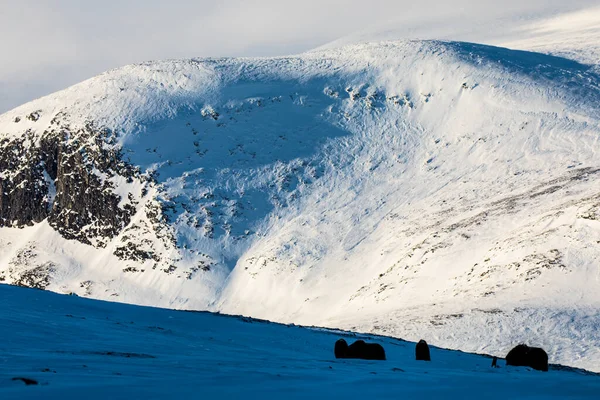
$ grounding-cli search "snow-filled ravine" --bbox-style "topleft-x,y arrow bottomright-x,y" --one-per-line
1,284 -> 599,399
1,39 -> 600,373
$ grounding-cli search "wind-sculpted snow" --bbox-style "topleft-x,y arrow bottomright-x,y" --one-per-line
320,6 -> 600,70
501,6 -> 600,69
1,40 -> 599,371
445,42 -> 600,115
2,284 -> 600,399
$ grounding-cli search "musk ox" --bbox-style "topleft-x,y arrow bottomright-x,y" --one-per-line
334,338 -> 386,360
506,344 -> 548,372
12,377 -> 38,386
415,339 -> 431,361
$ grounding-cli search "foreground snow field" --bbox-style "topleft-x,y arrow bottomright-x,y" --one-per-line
1,283 -> 599,399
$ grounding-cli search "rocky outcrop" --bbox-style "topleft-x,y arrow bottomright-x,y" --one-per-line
0,111 -> 190,292
0,131 -> 50,226
0,116 -> 140,246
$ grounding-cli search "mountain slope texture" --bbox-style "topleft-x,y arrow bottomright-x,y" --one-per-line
1,39 -> 599,371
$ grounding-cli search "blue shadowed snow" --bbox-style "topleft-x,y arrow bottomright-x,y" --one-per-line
120,77 -> 349,254
125,79 -> 349,180
1,284 -> 599,399
445,41 -> 600,113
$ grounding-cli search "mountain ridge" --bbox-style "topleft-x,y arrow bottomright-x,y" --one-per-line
1,40 -> 599,370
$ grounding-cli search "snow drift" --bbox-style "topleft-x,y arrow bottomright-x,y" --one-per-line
2,283 -> 599,399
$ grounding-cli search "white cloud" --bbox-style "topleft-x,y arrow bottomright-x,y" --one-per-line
0,0 -> 598,112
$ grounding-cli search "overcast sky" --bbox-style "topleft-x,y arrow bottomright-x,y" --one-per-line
1,0 -> 597,113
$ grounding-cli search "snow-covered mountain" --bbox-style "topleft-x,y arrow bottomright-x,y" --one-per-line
2,283 -> 599,399
500,6 -> 600,67
320,5 -> 600,68
1,33 -> 600,371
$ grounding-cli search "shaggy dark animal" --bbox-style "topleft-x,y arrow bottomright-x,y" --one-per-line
415,339 -> 431,361
506,344 -> 529,365
12,377 -> 38,386
527,347 -> 549,372
506,344 -> 548,372
491,356 -> 498,368
334,338 -> 386,360
334,338 -> 349,359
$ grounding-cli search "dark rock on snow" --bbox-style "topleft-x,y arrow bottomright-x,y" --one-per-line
0,122 -> 139,244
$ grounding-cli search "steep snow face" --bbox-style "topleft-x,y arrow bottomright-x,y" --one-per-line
213,43 -> 600,371
1,41 -> 600,370
4,284 -> 600,399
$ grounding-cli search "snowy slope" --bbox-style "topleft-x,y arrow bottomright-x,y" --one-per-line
501,6 -> 600,67
1,40 -> 600,372
1,283 -> 599,399
320,5 -> 600,67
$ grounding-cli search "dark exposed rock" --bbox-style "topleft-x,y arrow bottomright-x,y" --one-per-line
47,127 -> 136,244
163,265 -> 177,274
114,241 -> 160,262
0,132 -> 51,226
26,110 -> 42,122
13,262 -> 56,289
1,121 -> 141,246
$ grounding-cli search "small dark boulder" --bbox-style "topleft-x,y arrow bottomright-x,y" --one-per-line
506,344 -> 548,372
416,339 -> 431,361
334,338 -> 386,360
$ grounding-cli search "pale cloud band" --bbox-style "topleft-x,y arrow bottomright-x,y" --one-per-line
0,0 -> 597,113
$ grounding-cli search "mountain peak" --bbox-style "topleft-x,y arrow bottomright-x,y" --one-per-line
1,39 -> 600,371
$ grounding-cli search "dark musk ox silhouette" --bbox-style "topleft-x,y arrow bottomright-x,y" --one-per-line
506,344 -> 548,372
11,377 -> 38,386
415,339 -> 431,361
334,339 -> 386,360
